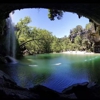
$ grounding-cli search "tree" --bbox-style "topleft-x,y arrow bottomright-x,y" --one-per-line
61,36 -> 71,51
48,9 -> 65,20
15,15 -> 97,55
15,16 -> 56,54
74,35 -> 82,45
51,36 -> 62,52
85,22 -> 94,30
76,25 -> 83,32
71,25 -> 83,34
82,38 -> 91,50
15,16 -> 32,39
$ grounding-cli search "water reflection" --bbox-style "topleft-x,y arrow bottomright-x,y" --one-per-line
16,62 -> 52,88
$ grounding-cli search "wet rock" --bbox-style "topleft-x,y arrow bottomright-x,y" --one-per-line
5,56 -> 18,64
72,84 -> 96,99
62,82 -> 89,94
60,93 -> 77,99
29,85 -> 73,99
62,82 -> 100,99
0,56 -> 7,64
66,93 -> 77,99
89,84 -> 100,99
87,82 -> 97,88
0,86 -> 40,100
29,85 -> 61,99
62,85 -> 76,94
0,70 -> 16,87
0,56 -> 18,64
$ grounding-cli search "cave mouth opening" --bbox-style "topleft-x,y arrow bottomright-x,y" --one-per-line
0,7 -> 99,81
1,7 -> 100,60
0,3 -> 100,99
12,8 -> 99,56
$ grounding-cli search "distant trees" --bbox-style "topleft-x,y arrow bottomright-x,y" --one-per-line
85,22 -> 95,30
15,16 -> 97,56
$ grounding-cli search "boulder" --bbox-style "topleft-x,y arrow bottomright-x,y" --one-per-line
72,84 -> 96,99
0,56 -> 7,64
62,82 -> 89,94
29,85 -> 61,99
5,56 -> 18,64
0,70 -> 16,87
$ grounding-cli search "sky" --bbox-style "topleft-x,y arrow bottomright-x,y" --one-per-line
12,8 -> 89,38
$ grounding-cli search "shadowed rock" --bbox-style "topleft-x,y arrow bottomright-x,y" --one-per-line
1,3 -> 100,26
5,56 -> 18,64
0,70 -> 71,100
62,82 -> 89,94
29,85 -> 61,99
0,56 -> 18,64
0,70 -> 40,100
1,69 -> 100,100
72,84 -> 96,99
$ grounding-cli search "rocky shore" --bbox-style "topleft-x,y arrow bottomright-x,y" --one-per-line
0,69 -> 100,100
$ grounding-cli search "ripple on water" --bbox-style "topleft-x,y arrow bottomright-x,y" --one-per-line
53,63 -> 61,66
29,65 -> 38,67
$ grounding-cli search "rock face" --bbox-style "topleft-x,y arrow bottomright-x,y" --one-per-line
0,3 -> 100,25
62,82 -> 100,99
1,3 -> 100,99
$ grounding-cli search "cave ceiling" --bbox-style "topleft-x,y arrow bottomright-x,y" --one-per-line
0,3 -> 100,25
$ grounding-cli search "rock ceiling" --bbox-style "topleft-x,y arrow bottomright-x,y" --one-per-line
0,3 -> 100,25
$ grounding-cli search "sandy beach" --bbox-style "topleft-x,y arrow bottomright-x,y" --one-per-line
61,51 -> 94,54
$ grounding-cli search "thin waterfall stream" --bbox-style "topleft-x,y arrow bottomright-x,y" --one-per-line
5,12 -> 16,58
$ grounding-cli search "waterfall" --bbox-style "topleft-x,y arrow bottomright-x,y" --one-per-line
5,12 -> 16,58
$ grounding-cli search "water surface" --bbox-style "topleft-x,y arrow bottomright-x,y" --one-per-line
1,53 -> 100,92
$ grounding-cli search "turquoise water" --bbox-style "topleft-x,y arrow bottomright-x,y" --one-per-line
1,53 -> 100,92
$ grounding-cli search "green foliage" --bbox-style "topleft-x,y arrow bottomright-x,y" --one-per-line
15,17 -> 54,54
82,38 -> 91,50
74,35 -> 82,45
15,16 -> 32,39
71,25 -> 83,34
85,22 -> 94,30
15,16 -> 96,56
48,9 -> 64,20
51,36 -> 62,52
76,25 -> 83,32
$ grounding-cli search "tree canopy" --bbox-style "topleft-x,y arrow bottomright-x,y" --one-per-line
15,16 -> 97,56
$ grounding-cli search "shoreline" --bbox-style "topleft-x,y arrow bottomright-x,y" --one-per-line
61,51 -> 95,55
